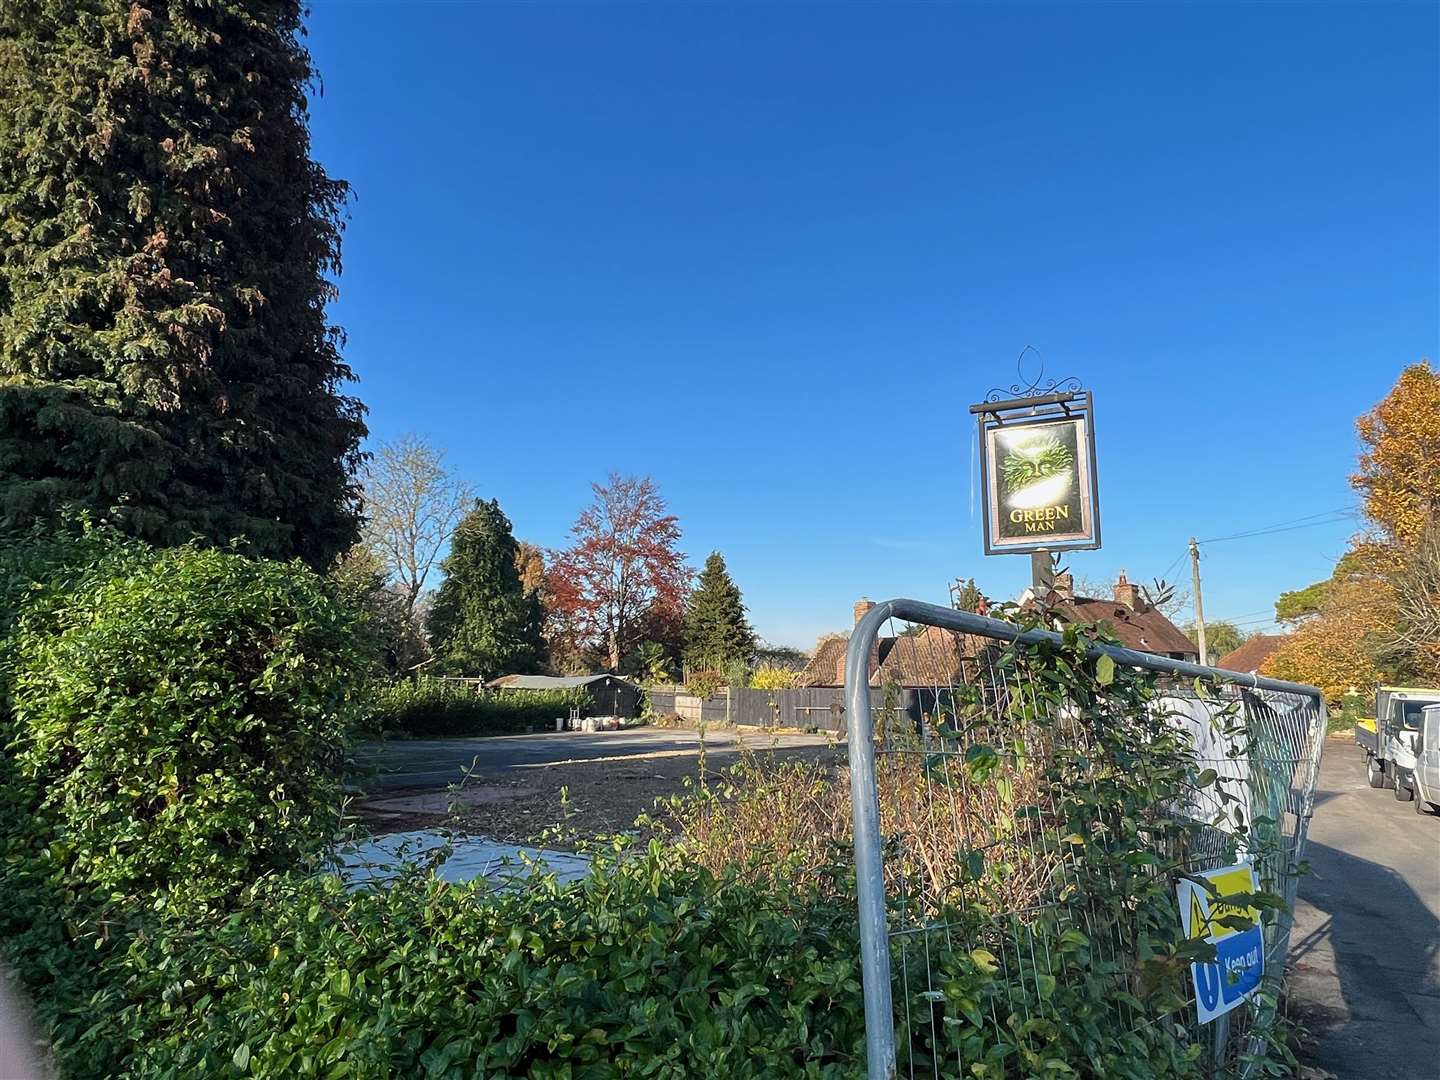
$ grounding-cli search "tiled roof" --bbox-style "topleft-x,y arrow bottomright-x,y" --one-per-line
1218,634 -> 1290,674
1052,596 -> 1198,658
796,635 -> 849,687
797,626 -> 983,687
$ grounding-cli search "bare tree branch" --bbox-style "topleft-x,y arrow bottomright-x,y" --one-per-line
360,433 -> 473,619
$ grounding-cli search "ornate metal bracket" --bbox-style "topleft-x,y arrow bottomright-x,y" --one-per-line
984,345 -> 1082,403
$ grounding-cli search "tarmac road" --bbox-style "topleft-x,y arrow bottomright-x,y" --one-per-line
1289,737 -> 1440,1078
353,726 -> 833,792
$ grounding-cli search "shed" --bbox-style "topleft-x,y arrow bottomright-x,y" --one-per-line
486,674 -> 642,718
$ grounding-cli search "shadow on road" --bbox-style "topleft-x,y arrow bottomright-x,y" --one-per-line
1289,835 -> 1440,1077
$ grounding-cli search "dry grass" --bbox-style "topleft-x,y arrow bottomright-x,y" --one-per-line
665,745 -> 1066,918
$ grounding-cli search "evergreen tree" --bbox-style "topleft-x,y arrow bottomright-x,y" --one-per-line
427,500 -> 544,678
683,552 -> 757,673
0,1 -> 365,567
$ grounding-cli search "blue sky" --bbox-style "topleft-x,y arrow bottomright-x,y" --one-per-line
305,1 -> 1437,649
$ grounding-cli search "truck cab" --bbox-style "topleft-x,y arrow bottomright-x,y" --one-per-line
1412,705 -> 1440,815
1358,686 -> 1440,807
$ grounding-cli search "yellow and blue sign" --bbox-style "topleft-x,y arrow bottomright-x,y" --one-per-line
1177,863 -> 1265,1024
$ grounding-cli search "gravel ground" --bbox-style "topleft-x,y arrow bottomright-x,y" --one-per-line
353,732 -> 843,847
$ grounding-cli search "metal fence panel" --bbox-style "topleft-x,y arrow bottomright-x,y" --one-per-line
845,599 -> 1327,1080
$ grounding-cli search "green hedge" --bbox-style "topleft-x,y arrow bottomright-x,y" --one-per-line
92,851 -> 867,1078
367,678 -> 589,737
0,528 -> 369,1075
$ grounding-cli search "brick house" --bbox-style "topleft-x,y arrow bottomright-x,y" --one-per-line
1042,571 -> 1199,663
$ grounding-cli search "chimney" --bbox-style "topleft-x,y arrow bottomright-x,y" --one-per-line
853,598 -> 876,625
1114,571 -> 1143,611
1053,572 -> 1074,601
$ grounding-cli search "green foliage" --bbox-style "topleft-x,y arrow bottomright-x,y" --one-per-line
670,614 -> 1300,1077
622,639 -> 675,684
79,848 -> 869,1078
951,577 -> 983,612
1274,549 -> 1373,626
1274,580 -> 1328,624
687,669 -> 724,701
329,544 -> 430,674
368,679 -> 588,737
0,0 -> 366,568
0,528 -> 366,1073
1184,619 -> 1250,659
427,499 -> 545,678
3,536 -> 366,908
684,551 -> 757,673
754,641 -> 810,671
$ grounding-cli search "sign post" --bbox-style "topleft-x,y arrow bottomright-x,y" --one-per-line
970,354 -> 1101,589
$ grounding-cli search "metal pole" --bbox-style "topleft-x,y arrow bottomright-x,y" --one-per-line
1031,548 -> 1054,596
1189,537 -> 1208,664
845,602 -> 898,1080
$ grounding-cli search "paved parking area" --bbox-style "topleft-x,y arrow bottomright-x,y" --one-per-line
352,726 -> 835,792
1289,738 -> 1440,1078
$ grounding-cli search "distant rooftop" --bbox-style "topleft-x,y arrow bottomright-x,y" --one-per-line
487,674 -> 632,690
1217,634 -> 1290,674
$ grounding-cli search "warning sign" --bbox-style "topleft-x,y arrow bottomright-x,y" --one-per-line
1177,863 -> 1265,1024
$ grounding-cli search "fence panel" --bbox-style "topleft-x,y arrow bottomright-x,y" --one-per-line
844,599 -> 1327,1080
646,688 -> 679,717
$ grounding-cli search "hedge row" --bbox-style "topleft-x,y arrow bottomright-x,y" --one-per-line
366,678 -> 591,737
0,528 -> 369,1076
90,850 -> 868,1078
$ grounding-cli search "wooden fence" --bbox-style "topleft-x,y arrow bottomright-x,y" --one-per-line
645,685 -> 926,734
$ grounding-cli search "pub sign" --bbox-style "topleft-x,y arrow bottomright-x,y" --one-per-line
972,386 -> 1101,557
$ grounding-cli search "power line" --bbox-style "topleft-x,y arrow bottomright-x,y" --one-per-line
1159,548 -> 1189,583
1202,609 -> 1274,623
1196,507 -> 1356,545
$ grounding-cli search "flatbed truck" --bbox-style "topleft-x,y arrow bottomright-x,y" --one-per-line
1356,686 -> 1440,814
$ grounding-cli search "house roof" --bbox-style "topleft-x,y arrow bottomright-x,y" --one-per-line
796,635 -> 849,688
1217,634 -> 1289,674
1049,596 -> 1199,658
487,674 -> 631,690
797,627 -> 984,688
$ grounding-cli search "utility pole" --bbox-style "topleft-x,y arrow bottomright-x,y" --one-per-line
1189,537 -> 1207,664
1031,548 -> 1054,597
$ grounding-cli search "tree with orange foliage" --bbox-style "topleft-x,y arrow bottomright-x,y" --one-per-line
1266,362 -> 1440,699
546,474 -> 692,671
1262,572 -> 1390,703
1352,360 -> 1440,544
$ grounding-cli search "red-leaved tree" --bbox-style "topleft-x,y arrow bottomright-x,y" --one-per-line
546,474 -> 691,670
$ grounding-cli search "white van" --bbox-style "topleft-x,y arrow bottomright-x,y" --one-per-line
1408,704 -> 1440,815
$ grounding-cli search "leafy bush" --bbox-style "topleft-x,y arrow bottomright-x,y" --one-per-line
368,678 -> 590,737
0,528 -> 368,1073
749,665 -> 798,690
686,669 -> 723,700
85,848 -> 867,1078
5,541 -> 365,906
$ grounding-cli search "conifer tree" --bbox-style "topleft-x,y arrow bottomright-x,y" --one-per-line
427,500 -> 544,678
683,551 -> 757,673
0,1 -> 365,567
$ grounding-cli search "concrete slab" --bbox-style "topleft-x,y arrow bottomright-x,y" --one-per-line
335,830 -> 592,888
